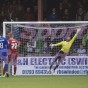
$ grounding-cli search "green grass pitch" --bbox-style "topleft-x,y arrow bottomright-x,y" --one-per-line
0,75 -> 88,88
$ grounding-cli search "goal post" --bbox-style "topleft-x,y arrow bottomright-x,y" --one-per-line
3,21 -> 88,56
2,21 -> 88,75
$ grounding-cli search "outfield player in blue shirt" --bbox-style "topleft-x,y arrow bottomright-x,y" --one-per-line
0,35 -> 9,77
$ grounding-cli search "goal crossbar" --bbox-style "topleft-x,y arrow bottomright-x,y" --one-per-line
3,21 -> 88,24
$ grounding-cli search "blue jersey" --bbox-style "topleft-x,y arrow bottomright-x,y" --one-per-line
0,36 -> 8,50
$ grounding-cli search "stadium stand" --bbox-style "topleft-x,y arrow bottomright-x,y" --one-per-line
0,0 -> 88,56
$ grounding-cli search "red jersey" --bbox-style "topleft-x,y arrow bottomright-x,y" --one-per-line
8,38 -> 19,53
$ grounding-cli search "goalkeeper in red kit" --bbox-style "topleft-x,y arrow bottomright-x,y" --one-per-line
8,33 -> 19,76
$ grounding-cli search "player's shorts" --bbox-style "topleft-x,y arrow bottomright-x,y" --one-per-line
55,50 -> 67,60
0,49 -> 8,60
0,58 -> 2,63
8,52 -> 18,59
8,50 -> 18,65
8,51 -> 18,59
8,53 -> 18,65
0,49 -> 8,63
8,50 -> 18,56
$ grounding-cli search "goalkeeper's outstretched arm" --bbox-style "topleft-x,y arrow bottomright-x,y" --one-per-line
77,27 -> 81,34
50,41 -> 63,48
70,28 -> 81,43
50,28 -> 81,48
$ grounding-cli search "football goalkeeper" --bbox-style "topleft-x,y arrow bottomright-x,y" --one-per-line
49,28 -> 81,73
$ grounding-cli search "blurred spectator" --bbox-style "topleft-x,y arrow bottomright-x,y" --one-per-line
62,0 -> 72,9
12,0 -> 17,9
24,7 -> 34,21
44,36 -> 52,54
58,2 -> 64,21
0,11 -> 8,23
14,17 -> 19,21
76,7 -> 85,21
84,10 -> 88,21
36,38 -> 44,55
7,5 -> 15,20
33,5 -> 38,21
27,39 -> 36,55
76,0 -> 84,9
43,41 -> 48,54
82,29 -> 88,48
77,45 -> 86,56
15,0 -> 24,21
62,8 -> 70,21
48,8 -> 58,21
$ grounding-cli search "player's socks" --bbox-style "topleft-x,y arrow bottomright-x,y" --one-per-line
6,73 -> 9,77
48,69 -> 52,74
14,74 -> 16,76
48,64 -> 54,74
5,64 -> 9,77
50,65 -> 52,70
53,65 -> 59,72
14,66 -> 16,75
8,63 -> 11,75
2,66 -> 5,77
1,74 -> 5,77
3,66 -> 6,76
5,63 -> 8,73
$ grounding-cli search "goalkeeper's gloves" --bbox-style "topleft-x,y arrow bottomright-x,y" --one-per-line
50,44 -> 54,48
77,28 -> 81,34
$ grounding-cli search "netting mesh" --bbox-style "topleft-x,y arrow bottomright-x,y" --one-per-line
4,22 -> 88,56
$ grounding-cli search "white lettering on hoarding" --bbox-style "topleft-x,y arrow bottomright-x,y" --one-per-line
14,56 -> 88,75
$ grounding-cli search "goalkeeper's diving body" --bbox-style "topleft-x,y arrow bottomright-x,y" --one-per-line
49,28 -> 81,73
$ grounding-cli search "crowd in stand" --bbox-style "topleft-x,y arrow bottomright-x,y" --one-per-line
46,0 -> 88,21
0,0 -> 37,21
0,0 -> 88,56
0,0 -> 37,34
0,0 -> 88,23
0,0 -> 88,22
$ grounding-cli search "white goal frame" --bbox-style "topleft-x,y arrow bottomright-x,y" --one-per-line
3,21 -> 88,37
2,21 -> 88,75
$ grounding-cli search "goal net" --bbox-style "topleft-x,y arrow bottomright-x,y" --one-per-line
3,21 -> 88,57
